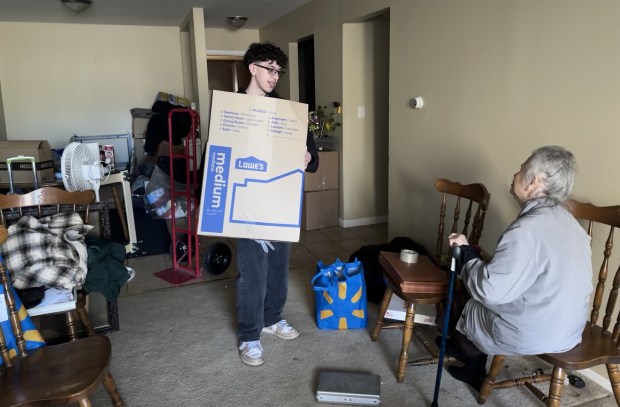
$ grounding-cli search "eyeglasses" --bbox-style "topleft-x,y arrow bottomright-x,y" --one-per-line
253,64 -> 286,78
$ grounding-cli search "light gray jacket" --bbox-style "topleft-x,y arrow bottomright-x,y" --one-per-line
456,197 -> 593,356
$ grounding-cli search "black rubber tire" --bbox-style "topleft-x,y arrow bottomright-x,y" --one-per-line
203,242 -> 232,275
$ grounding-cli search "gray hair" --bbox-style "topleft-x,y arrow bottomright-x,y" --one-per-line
522,145 -> 577,202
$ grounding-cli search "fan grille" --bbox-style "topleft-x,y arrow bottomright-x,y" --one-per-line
61,142 -> 103,200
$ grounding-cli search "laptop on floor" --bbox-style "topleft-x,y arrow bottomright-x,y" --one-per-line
316,371 -> 381,405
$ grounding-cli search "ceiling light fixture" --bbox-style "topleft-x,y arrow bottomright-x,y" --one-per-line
61,0 -> 93,14
227,16 -> 248,29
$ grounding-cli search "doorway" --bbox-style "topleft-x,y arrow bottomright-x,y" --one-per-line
207,57 -> 251,93
341,11 -> 390,227
298,35 -> 316,111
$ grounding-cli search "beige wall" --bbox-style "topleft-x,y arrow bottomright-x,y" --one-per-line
205,28 -> 258,52
261,0 -> 342,112
264,0 -> 620,248
387,0 -> 620,254
0,80 -> 6,140
0,22 -> 184,148
0,21 -> 258,149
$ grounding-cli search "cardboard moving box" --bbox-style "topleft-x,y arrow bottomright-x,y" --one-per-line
197,91 -> 308,242
155,91 -> 191,108
0,140 -> 54,185
302,189 -> 339,230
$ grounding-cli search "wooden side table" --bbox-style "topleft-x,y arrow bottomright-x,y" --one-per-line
372,251 -> 451,383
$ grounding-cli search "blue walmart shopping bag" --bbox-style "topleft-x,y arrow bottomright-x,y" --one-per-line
0,257 -> 46,366
311,258 -> 367,330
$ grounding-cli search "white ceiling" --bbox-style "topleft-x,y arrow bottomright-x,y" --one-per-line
0,0 -> 311,29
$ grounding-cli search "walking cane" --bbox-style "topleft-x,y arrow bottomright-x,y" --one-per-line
431,245 -> 461,407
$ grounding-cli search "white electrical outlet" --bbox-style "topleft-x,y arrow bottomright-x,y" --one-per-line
357,106 -> 365,118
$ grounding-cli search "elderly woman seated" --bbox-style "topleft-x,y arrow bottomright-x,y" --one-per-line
439,145 -> 593,391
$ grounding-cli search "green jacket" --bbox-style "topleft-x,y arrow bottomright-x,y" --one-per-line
84,239 -> 129,301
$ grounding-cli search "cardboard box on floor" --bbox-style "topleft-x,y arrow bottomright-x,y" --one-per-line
302,189 -> 339,230
197,91 -> 308,242
0,140 -> 54,185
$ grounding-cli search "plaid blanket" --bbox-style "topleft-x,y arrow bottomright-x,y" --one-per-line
0,212 -> 94,290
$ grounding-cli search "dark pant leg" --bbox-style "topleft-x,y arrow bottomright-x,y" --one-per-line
437,285 -> 484,359
236,238 -> 269,342
263,242 -> 291,327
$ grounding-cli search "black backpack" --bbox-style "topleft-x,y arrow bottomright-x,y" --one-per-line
349,237 -> 429,303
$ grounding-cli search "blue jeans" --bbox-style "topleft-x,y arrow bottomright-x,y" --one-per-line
236,238 -> 291,342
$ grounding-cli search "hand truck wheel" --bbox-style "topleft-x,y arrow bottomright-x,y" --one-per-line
203,242 -> 232,275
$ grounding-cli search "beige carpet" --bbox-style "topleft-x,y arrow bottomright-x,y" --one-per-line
91,265 -> 615,407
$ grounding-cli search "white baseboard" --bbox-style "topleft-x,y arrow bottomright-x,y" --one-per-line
340,215 -> 388,228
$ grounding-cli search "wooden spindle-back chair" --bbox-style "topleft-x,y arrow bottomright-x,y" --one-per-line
371,178 -> 490,383
0,259 -> 125,406
434,177 -> 490,266
0,187 -> 100,341
479,198 -> 620,406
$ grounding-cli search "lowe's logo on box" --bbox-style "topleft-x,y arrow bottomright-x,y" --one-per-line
201,145 -> 232,233
235,156 -> 267,172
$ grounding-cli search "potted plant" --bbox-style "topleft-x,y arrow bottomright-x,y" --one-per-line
308,103 -> 341,151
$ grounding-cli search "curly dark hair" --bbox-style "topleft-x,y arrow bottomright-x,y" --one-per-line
243,42 -> 288,69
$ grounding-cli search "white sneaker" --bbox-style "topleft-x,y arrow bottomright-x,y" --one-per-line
126,267 -> 136,283
239,340 -> 264,366
262,320 -> 300,340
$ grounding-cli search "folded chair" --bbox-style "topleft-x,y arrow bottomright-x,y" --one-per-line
479,198 -> 620,406
0,187 -> 102,341
0,258 -> 125,406
371,178 -> 491,382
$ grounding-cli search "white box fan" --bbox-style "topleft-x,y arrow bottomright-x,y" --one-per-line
61,142 -> 105,201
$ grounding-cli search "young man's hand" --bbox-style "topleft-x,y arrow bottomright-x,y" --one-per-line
304,150 -> 311,170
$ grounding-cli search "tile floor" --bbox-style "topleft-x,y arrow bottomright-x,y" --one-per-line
121,223 -> 388,296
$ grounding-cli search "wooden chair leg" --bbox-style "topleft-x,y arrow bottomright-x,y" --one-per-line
73,291 -> 95,336
546,366 -> 565,407
478,355 -> 504,404
606,363 -> 620,405
66,309 -> 80,341
77,305 -> 95,337
78,398 -> 92,407
371,287 -> 393,341
103,368 -> 126,407
396,301 -> 415,383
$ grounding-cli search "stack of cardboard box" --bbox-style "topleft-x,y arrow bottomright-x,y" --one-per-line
301,151 -> 339,230
0,140 -> 54,186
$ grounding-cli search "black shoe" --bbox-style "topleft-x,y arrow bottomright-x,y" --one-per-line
434,336 -> 469,363
447,354 -> 488,392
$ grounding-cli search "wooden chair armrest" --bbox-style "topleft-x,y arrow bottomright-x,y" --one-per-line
480,247 -> 492,263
